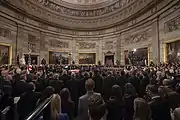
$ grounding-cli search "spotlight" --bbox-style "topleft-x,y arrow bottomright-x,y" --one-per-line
133,49 -> 137,52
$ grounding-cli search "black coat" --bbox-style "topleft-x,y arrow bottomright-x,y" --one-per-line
107,97 -> 124,120
103,75 -> 116,102
35,78 -> 46,92
116,75 -> 127,93
60,74 -> 71,87
49,79 -> 64,93
123,95 -> 136,120
12,80 -> 31,97
17,91 -> 41,120
148,96 -> 171,120
66,78 -> 79,102
128,76 -> 140,94
92,75 -> 103,93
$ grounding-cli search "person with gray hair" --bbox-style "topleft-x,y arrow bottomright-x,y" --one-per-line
53,73 -> 59,80
60,70 -> 71,87
49,73 -> 64,93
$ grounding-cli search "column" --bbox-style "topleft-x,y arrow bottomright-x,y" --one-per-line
72,38 -> 76,63
116,34 -> 121,65
98,37 -> 103,64
16,24 -> 25,59
120,34 -> 125,65
39,32 -> 48,64
152,18 -> 160,64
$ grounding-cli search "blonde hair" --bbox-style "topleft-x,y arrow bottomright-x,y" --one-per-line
50,94 -> 61,120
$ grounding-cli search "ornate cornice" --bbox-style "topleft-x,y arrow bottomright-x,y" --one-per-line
0,0 -> 178,32
1,0 -> 161,30
33,0 -> 132,17
51,0 -> 118,9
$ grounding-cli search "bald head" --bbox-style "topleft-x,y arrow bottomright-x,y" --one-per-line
85,78 -> 95,91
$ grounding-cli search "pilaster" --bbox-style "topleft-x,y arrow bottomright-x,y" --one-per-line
151,18 -> 160,64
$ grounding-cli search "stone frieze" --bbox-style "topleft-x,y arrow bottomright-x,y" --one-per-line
0,27 -> 11,38
78,42 -> 96,49
125,30 -> 151,45
34,0 -> 133,17
49,39 -> 69,48
2,0 -> 157,29
165,16 -> 180,33
105,41 -> 113,50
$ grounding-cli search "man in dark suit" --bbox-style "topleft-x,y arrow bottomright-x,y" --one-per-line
77,78 -> 101,120
12,73 -> 31,97
102,72 -> 116,102
49,73 -> 64,93
59,70 -> 71,87
17,82 -> 41,120
147,85 -> 171,120
116,70 -> 126,93
92,70 -> 103,94
66,73 -> 79,116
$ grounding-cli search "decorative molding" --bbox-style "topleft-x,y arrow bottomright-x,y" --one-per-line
34,0 -> 132,17
78,42 -> 96,49
165,16 -> 180,33
125,29 -> 151,45
49,39 -> 69,48
105,41 -> 113,50
1,0 -> 164,30
62,0 -> 108,5
104,51 -> 115,56
0,27 -> 11,38
28,34 -> 38,52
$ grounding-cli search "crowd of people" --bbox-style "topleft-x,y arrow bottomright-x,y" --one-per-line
0,63 -> 180,120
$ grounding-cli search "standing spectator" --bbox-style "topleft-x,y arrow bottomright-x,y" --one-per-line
133,97 -> 151,120
107,85 -> 123,120
103,72 -> 116,102
92,70 -> 103,94
50,94 -> 68,120
37,86 -> 55,120
88,94 -> 106,120
123,83 -> 137,120
147,85 -> 171,120
78,78 -> 101,120
60,88 -> 74,120
18,82 -> 41,120
66,72 -> 79,117
49,73 -> 64,93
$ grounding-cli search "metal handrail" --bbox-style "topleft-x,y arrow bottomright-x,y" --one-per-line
25,94 -> 54,120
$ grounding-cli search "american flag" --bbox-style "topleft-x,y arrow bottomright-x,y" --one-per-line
27,64 -> 32,74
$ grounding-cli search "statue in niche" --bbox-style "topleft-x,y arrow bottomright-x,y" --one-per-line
20,55 -> 26,65
116,60 -> 120,66
98,60 -> 101,66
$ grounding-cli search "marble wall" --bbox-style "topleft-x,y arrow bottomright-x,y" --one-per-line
0,0 -> 180,65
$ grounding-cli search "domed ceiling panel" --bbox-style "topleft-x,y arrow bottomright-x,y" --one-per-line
1,0 -> 165,30
61,0 -> 108,5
